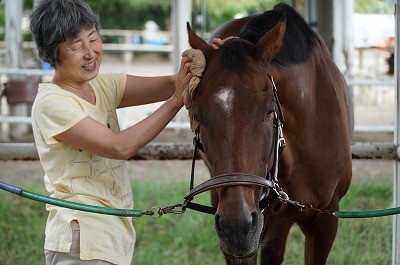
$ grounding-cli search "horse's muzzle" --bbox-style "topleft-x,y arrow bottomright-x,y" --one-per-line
182,173 -> 274,257
214,185 -> 265,259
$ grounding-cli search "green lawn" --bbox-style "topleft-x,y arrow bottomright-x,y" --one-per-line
0,173 -> 393,265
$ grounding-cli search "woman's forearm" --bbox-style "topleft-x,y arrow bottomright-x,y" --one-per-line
119,74 -> 177,108
114,96 -> 183,160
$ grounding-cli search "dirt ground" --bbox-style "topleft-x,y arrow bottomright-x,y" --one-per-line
0,159 -> 394,190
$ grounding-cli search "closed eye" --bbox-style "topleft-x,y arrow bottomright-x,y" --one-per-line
264,108 -> 275,122
266,107 -> 276,116
69,43 -> 82,51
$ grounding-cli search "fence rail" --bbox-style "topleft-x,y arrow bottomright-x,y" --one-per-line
0,76 -> 396,132
0,142 -> 396,161
0,29 -> 174,64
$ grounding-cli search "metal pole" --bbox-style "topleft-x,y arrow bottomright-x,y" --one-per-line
5,0 -> 23,69
171,0 -> 192,131
304,0 -> 317,26
200,0 -> 206,39
4,0 -> 28,140
171,0 -> 192,72
393,1 -> 400,264
315,0 -> 334,55
331,0 -> 354,72
342,0 -> 354,76
171,0 -> 178,72
332,0 -> 344,71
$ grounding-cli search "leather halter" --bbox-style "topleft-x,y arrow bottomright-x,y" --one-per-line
183,75 -> 286,215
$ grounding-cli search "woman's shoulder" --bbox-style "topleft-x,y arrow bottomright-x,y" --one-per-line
92,73 -> 127,95
33,82 -> 79,110
92,73 -> 127,107
35,82 -> 65,101
94,73 -> 127,85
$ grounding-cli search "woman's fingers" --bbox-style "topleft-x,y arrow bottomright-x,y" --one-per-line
211,36 -> 238,49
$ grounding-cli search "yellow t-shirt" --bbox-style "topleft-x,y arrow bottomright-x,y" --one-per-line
31,73 -> 135,265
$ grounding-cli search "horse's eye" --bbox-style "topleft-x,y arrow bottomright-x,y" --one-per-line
266,108 -> 275,116
264,108 -> 275,121
193,115 -> 201,124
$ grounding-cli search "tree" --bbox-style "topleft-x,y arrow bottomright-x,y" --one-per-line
87,0 -> 170,30
192,0 -> 293,33
355,0 -> 395,14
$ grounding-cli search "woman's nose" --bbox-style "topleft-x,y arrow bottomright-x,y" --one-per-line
83,44 -> 96,58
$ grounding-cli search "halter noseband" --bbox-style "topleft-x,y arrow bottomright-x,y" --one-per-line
183,74 -> 287,215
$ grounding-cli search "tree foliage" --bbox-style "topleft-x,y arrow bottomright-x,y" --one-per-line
0,0 -> 396,31
192,0 -> 292,33
87,0 -> 170,30
87,0 -> 294,31
354,0 -> 395,14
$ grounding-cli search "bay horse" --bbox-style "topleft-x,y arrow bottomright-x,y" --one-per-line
184,3 -> 353,265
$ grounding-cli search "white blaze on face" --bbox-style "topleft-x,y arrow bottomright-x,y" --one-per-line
215,87 -> 234,116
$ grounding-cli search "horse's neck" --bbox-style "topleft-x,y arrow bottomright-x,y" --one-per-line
275,46 -> 340,105
275,50 -> 351,140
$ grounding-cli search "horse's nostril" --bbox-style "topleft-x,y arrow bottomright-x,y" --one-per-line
251,211 -> 258,227
215,214 -> 222,232
215,211 -> 258,234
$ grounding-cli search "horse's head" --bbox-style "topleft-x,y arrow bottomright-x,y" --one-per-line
186,15 -> 286,260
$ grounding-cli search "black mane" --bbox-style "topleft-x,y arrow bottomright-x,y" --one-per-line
220,3 -> 317,71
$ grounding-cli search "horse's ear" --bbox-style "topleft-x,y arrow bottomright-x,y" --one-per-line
256,14 -> 286,62
187,22 -> 213,57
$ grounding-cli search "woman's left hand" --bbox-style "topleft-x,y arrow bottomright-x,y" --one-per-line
210,36 -> 237,49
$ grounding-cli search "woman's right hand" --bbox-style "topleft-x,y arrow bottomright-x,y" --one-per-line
172,55 -> 192,105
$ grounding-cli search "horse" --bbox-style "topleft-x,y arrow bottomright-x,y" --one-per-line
184,3 -> 353,265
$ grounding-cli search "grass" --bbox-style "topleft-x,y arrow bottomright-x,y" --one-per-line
0,172 -> 393,265
329,178 -> 392,265
0,184 -> 47,265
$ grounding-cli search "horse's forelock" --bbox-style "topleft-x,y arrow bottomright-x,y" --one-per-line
220,38 -> 260,73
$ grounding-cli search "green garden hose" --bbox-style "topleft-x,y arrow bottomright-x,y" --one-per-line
0,180 -> 145,217
334,207 -> 400,219
2,179 -> 400,219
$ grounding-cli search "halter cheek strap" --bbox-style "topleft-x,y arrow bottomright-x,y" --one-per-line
268,74 -> 285,124
184,75 -> 287,215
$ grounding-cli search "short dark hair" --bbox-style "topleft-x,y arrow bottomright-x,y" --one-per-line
30,0 -> 100,66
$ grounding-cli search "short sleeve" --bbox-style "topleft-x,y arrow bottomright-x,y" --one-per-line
111,73 -> 127,107
33,94 -> 88,144
92,73 -> 127,108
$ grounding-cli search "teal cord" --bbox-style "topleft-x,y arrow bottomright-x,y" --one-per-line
4,179 -> 400,219
19,189 -> 400,219
21,190 -> 143,217
334,207 -> 400,219
0,180 -> 143,217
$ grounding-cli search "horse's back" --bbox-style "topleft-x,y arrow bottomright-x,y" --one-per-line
208,14 -> 258,41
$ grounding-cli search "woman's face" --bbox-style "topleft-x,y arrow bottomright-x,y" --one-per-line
55,27 -> 102,85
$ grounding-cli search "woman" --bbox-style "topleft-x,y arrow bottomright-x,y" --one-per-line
30,0 -> 203,264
